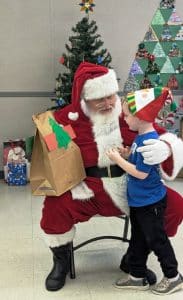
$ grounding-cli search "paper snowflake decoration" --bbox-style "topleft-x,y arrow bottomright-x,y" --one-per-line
79,0 -> 95,13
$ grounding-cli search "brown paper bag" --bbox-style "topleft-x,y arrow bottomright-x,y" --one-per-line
30,111 -> 86,196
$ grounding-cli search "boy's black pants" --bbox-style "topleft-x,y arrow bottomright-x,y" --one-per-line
129,196 -> 178,279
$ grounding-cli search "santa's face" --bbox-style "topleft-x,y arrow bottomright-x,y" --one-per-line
85,94 -> 116,114
80,94 -> 122,125
81,94 -> 122,126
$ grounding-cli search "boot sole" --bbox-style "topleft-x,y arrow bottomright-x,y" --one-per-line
46,283 -> 65,292
45,278 -> 66,291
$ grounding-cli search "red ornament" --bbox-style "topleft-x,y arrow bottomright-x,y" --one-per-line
148,54 -> 155,62
59,56 -> 65,64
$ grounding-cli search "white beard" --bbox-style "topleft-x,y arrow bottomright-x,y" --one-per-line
81,95 -> 122,125
74,96 -> 129,214
81,95 -> 124,167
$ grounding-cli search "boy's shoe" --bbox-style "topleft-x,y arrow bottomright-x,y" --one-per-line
115,276 -> 149,291
120,252 -> 157,285
151,274 -> 183,295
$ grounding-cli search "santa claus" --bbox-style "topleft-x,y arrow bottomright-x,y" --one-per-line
40,62 -> 183,291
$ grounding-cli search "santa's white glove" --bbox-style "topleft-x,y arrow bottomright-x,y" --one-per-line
136,139 -> 171,165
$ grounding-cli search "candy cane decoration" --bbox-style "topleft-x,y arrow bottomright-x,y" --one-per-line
156,111 -> 175,128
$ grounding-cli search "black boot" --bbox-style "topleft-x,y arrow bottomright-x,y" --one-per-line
45,244 -> 70,291
120,252 -> 157,285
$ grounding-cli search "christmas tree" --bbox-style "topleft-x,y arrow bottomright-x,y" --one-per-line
123,0 -> 183,134
51,1 -> 112,109
123,0 -> 183,93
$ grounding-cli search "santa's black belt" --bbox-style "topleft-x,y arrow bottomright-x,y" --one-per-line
85,165 -> 125,178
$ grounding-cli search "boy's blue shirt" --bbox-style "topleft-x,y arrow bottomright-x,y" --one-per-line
127,131 -> 167,207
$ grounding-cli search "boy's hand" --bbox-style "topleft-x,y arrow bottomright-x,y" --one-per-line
106,148 -> 122,163
117,146 -> 130,159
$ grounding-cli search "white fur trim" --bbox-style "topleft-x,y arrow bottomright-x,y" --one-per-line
42,226 -> 76,247
102,175 -> 129,215
71,181 -> 94,200
159,132 -> 183,180
80,98 -> 91,117
82,69 -> 119,100
68,112 -> 79,120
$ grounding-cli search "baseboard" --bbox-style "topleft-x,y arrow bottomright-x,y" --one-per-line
0,170 -> 4,179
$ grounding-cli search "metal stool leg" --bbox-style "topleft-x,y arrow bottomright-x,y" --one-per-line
117,215 -> 130,241
69,242 -> 76,279
69,215 -> 129,279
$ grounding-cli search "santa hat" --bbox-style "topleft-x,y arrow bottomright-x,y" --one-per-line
126,87 -> 172,122
70,62 -> 119,115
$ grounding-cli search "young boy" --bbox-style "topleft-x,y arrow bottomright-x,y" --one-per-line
106,87 -> 183,295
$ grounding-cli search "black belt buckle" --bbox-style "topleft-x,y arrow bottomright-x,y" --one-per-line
107,166 -> 112,177
107,165 -> 124,177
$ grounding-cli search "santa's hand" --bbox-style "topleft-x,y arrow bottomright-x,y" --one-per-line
136,139 -> 171,165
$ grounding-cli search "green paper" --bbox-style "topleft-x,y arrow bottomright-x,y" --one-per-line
49,118 -> 71,149
160,8 -> 173,23
153,43 -> 166,57
170,101 -> 177,112
152,9 -> 165,25
144,27 -> 158,42
161,57 -> 175,73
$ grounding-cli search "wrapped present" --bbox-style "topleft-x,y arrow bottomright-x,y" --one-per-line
3,139 -> 29,183
7,163 -> 27,186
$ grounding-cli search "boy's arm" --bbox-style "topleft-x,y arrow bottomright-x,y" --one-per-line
106,149 -> 148,179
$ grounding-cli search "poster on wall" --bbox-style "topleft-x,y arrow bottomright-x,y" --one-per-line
124,0 -> 183,94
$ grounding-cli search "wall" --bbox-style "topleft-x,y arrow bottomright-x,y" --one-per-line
0,0 -> 182,169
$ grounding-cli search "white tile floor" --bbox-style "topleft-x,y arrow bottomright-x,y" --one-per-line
0,179 -> 182,300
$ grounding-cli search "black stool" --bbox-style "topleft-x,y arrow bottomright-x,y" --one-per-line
69,215 -> 130,279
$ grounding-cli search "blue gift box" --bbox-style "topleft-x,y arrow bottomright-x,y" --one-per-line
7,163 -> 27,186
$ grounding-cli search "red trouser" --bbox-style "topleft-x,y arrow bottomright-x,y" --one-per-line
40,185 -> 183,237
40,185 -> 122,234
164,186 -> 183,236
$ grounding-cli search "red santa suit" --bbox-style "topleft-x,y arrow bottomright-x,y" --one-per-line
40,62 -> 183,248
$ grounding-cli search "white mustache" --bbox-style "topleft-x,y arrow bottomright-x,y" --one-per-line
96,103 -> 113,111
98,106 -> 113,111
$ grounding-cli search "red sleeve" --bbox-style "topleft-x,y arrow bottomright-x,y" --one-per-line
54,106 -> 98,168
153,122 -> 173,176
53,104 -> 73,126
